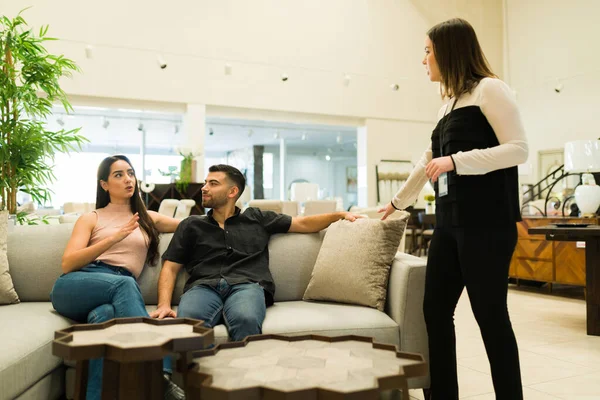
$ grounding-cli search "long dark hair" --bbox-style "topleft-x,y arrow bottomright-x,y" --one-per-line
427,18 -> 496,99
96,155 -> 159,265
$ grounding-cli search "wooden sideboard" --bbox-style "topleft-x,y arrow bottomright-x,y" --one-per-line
510,217 -> 600,287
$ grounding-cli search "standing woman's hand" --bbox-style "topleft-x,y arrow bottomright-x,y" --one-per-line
378,203 -> 397,220
425,156 -> 454,182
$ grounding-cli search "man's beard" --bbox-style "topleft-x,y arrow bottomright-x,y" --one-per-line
202,194 -> 228,209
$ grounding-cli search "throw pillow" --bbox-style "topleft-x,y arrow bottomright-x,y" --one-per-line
0,211 -> 20,304
303,212 -> 409,311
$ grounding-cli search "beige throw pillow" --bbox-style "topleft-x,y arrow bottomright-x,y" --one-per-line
303,212 -> 409,311
0,211 -> 19,304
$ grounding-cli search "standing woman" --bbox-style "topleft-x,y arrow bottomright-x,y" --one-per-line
50,155 -> 182,400
380,19 -> 527,399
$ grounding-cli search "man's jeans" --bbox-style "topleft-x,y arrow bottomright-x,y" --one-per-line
50,262 -> 171,400
177,279 -> 267,341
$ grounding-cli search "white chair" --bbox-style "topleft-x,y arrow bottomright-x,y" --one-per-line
157,199 -> 180,217
290,183 -> 319,203
174,199 -> 196,219
303,200 -> 337,216
248,200 -> 283,214
281,201 -> 299,217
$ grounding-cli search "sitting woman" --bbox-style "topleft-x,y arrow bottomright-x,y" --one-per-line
50,155 -> 183,400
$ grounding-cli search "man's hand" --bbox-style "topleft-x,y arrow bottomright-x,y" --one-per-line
378,203 -> 396,221
341,212 -> 365,222
425,156 -> 454,183
150,305 -> 177,319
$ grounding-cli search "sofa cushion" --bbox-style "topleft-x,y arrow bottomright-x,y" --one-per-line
0,211 -> 19,304
303,215 -> 409,311
268,232 -> 324,302
146,301 -> 399,346
0,302 -> 73,400
7,224 -> 74,302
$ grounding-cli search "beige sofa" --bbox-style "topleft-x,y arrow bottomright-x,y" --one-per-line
1,222 -> 429,399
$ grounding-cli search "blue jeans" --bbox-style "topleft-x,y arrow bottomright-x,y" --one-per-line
177,279 -> 266,341
50,261 -> 171,400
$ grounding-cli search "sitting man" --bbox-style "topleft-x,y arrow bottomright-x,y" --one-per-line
150,164 -> 361,341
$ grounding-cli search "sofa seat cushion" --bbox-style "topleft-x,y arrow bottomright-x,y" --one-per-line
147,302 -> 399,347
0,302 -> 72,399
261,301 -> 400,345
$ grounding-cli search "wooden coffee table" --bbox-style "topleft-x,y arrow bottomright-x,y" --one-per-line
53,317 -> 213,400
183,334 -> 427,399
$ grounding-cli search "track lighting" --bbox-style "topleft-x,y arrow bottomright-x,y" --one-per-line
102,117 -> 110,129
85,45 -> 93,59
390,83 -> 400,91
56,116 -> 65,126
224,63 -> 232,75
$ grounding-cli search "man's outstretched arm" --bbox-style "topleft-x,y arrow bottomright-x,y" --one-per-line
149,260 -> 183,319
288,212 -> 363,233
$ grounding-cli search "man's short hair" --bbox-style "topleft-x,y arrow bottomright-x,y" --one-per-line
208,164 -> 246,200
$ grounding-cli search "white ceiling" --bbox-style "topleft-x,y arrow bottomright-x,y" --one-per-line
49,106 -> 357,156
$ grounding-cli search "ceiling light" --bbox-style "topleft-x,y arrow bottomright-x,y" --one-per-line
102,117 -> 110,129
281,73 -> 289,82
157,55 -> 167,69
224,63 -> 232,75
274,131 -> 281,139
248,129 -> 254,138
301,133 -> 307,141
390,83 -> 400,91
56,116 -> 65,126
336,134 -> 342,144
137,123 -> 144,132
209,128 -> 214,136
174,124 -> 179,134
325,155 -> 331,161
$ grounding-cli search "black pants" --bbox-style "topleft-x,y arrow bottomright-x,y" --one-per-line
423,225 -> 523,399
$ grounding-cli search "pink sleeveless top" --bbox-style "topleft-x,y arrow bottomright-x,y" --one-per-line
89,203 -> 149,278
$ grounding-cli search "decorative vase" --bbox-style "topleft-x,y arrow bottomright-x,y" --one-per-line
575,184 -> 600,217
425,202 -> 435,214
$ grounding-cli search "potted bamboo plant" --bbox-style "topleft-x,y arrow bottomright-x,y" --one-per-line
0,9 -> 87,217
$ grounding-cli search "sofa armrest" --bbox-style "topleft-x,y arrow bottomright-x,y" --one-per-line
385,251 -> 430,389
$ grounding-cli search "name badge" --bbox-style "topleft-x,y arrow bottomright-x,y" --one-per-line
438,172 -> 448,197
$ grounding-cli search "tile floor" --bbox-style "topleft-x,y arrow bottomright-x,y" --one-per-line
408,285 -> 600,399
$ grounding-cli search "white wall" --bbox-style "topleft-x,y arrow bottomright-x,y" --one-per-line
506,0 -> 600,183
5,0 -> 502,123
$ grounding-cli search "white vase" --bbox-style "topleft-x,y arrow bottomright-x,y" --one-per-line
575,184 -> 600,216
425,203 -> 435,214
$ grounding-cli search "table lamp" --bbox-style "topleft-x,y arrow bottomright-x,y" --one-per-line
564,140 -> 600,217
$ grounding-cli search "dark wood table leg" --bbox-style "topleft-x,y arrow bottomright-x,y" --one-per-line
73,360 -> 89,400
586,238 -> 600,336
102,359 -> 120,400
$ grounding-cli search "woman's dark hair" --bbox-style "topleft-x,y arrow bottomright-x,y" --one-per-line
427,18 -> 496,99
208,164 -> 246,200
96,155 -> 159,265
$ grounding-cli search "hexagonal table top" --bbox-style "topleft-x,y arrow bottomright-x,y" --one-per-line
186,334 -> 426,399
53,317 -> 214,362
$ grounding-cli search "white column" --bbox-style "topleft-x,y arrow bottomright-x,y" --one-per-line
279,138 -> 286,200
183,104 -> 206,182
356,126 -> 368,207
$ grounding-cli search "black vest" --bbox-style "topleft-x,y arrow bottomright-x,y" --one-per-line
431,106 -> 521,228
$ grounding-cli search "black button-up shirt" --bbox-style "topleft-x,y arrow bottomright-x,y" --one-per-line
162,207 -> 292,306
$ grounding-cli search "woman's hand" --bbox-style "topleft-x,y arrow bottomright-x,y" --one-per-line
425,156 -> 454,183
378,203 -> 396,221
112,213 -> 140,243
